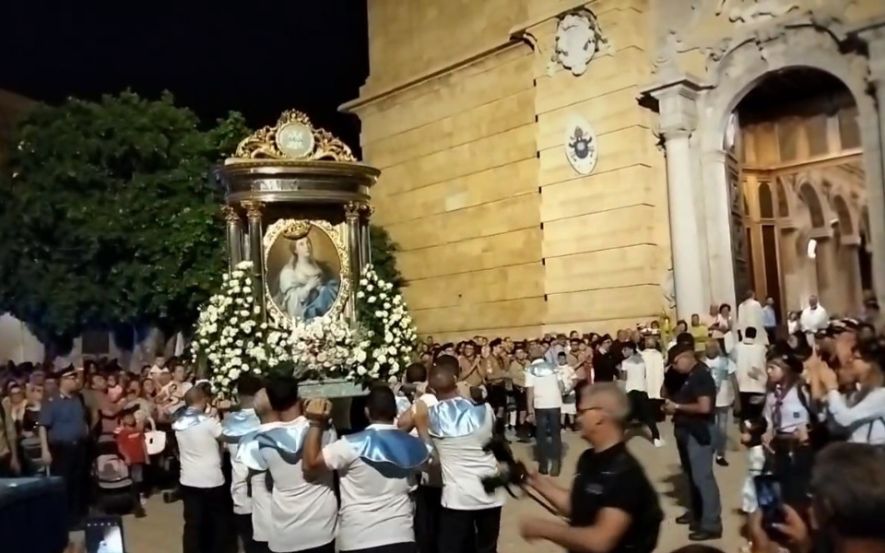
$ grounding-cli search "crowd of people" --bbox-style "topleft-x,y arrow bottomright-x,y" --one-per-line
0,289 -> 883,553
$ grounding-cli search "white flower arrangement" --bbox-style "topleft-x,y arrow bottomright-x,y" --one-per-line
193,262 -> 417,395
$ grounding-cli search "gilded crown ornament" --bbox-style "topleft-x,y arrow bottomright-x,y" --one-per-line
231,110 -> 357,163
281,220 -> 312,240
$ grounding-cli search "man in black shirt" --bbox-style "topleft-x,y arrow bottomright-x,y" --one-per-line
593,335 -> 619,382
663,343 -> 722,541
520,382 -> 662,553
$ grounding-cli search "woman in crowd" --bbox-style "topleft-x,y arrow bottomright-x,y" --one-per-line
640,334 -> 666,420
816,338 -> 885,444
762,355 -> 816,508
711,303 -> 735,354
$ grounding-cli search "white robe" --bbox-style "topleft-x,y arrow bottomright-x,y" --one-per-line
737,298 -> 768,345
800,305 -> 829,334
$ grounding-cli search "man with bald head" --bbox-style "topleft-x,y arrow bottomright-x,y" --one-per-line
415,355 -> 505,553
521,383 -> 662,552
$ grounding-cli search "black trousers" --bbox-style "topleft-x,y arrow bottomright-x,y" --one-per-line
414,485 -> 442,553
342,543 -> 416,553
49,440 -> 87,526
738,392 -> 765,423
234,512 -> 265,553
771,437 -> 814,509
437,506 -> 502,553
181,485 -> 229,553
627,390 -> 661,441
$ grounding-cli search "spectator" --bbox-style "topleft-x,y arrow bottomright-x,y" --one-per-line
735,327 -> 768,423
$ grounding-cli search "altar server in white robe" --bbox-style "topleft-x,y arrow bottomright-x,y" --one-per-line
221,375 -> 263,553
301,385 -> 430,553
737,289 -> 768,346
414,355 -> 506,553
237,377 -> 337,553
640,335 -> 666,418
800,294 -> 829,345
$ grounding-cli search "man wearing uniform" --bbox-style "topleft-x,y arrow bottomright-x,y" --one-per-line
520,382 -> 662,553
39,366 -> 89,527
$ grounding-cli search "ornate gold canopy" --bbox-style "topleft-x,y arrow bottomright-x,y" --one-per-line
228,110 -> 357,163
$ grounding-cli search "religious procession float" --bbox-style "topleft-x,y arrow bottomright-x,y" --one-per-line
190,110 -> 416,403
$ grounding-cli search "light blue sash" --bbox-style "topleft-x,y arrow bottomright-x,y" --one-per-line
429,397 -> 487,438
235,424 -> 308,471
526,360 -> 557,378
171,407 -> 209,431
344,428 -> 429,477
222,409 -> 260,444
395,395 -> 412,417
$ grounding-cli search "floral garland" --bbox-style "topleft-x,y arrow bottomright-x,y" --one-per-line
192,262 -> 416,397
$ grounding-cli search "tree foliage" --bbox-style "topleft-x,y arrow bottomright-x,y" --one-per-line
0,91 -> 248,345
369,224 -> 405,293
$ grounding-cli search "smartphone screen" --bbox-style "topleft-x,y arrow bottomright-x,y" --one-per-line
85,516 -> 127,553
754,475 -> 785,537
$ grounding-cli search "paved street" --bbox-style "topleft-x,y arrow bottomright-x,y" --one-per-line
110,421 -> 748,552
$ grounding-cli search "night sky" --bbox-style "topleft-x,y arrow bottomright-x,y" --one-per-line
0,1 -> 369,151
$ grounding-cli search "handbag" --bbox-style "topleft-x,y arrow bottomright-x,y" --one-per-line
144,417 -> 166,456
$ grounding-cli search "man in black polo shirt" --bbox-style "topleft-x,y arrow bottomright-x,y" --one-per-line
520,382 -> 662,553
663,343 -> 722,541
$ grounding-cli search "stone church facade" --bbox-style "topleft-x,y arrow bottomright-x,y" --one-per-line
344,0 -> 885,340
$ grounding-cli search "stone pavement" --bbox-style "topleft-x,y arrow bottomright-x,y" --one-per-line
115,421 -> 748,552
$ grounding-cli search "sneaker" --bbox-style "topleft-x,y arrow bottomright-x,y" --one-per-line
715,456 -> 730,467
653,438 -> 665,448
689,529 -> 722,541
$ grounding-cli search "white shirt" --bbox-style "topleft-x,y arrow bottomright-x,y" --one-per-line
734,341 -> 768,395
525,360 -> 562,409
228,408 -> 256,515
264,417 -> 338,553
800,305 -> 829,333
827,388 -> 885,445
323,423 -> 416,550
176,416 -> 224,488
640,349 -> 665,400
737,298 -> 768,345
430,402 -> 506,510
622,355 -> 646,393
411,393 -> 442,488
706,355 -> 737,408
250,421 -> 283,543
764,386 -> 811,433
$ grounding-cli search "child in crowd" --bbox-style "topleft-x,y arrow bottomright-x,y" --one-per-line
739,416 -> 768,513
557,352 -> 578,430
114,406 -> 148,518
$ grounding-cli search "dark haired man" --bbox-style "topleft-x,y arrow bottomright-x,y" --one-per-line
303,386 -> 429,553
173,385 -> 227,553
222,374 -> 264,553
734,326 -> 768,423
664,344 -> 721,541
238,376 -> 338,553
415,356 -> 505,553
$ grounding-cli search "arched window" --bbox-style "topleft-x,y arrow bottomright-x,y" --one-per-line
799,183 -> 825,228
832,195 -> 853,236
776,179 -> 790,217
759,182 -> 774,218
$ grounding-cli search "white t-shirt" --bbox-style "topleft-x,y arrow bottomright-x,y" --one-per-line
707,356 -> 737,408
250,421 -> 283,543
734,341 -> 768,395
264,417 -> 338,553
622,356 -> 646,393
411,393 -> 442,488
176,417 -> 224,488
430,402 -> 506,511
227,408 -> 257,515
323,423 -> 415,550
525,361 -> 562,409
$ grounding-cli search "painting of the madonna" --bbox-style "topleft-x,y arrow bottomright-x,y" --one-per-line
264,219 -> 344,322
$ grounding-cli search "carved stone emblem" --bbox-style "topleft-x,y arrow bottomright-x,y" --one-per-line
564,116 -> 598,175
553,12 -> 600,76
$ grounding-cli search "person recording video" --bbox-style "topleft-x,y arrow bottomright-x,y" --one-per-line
519,382 -> 662,553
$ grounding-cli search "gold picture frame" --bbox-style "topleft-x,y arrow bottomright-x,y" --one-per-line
263,218 -> 351,324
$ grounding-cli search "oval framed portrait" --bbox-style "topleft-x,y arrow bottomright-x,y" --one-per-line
263,219 -> 351,323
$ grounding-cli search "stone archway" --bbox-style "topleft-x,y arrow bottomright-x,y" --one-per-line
646,22 -> 885,317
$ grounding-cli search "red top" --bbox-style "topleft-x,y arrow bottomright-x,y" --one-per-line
115,426 -> 146,464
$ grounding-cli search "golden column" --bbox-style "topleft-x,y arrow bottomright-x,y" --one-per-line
222,205 -> 244,271
240,200 -> 266,320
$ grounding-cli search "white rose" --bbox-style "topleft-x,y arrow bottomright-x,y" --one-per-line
368,296 -> 376,304
229,369 -> 241,380
356,366 -> 367,376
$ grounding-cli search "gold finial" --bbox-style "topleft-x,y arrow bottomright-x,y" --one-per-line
230,110 -> 357,163
282,220 -> 312,240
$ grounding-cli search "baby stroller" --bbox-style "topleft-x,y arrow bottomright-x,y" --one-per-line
91,435 -> 136,514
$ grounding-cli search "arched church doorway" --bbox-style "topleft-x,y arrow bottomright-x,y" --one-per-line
725,68 -> 870,318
